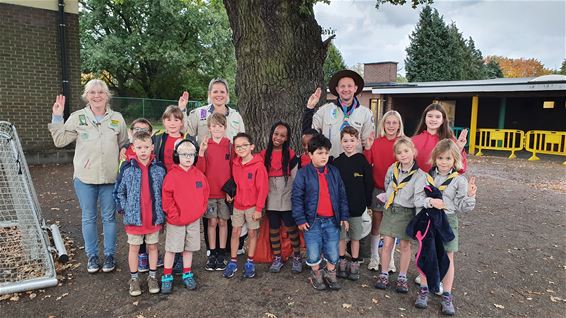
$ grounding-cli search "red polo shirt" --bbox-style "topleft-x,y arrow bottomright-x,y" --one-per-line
316,167 -> 334,217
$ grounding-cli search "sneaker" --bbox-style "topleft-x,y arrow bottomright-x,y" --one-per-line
415,288 -> 429,309
157,255 -> 164,268
243,261 -> 256,278
161,275 -> 173,294
102,255 -> 116,272
223,261 -> 238,278
205,254 -> 217,271
182,272 -> 197,290
388,259 -> 397,273
309,270 -> 327,290
147,276 -> 160,294
291,256 -> 303,274
337,258 -> 349,279
323,269 -> 341,290
215,253 -> 227,271
129,278 -> 142,296
172,254 -> 183,275
374,273 -> 389,289
87,255 -> 100,273
269,256 -> 284,273
348,261 -> 360,281
441,293 -> 455,316
396,278 -> 409,294
368,255 -> 380,271
138,253 -> 149,273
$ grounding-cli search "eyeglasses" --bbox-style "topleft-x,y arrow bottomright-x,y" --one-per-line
133,127 -> 149,133
235,144 -> 251,151
177,152 -> 195,158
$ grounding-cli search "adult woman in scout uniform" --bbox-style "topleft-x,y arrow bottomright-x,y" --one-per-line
49,79 -> 128,273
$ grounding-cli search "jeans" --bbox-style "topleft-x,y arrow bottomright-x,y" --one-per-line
73,179 -> 117,257
303,217 -> 340,266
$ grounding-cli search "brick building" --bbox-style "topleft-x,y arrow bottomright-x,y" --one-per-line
0,0 -> 80,164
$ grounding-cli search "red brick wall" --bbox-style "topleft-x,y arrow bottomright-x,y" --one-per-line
363,62 -> 397,84
0,3 -> 80,163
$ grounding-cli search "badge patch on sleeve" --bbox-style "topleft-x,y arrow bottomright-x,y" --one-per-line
200,109 -> 207,120
110,119 -> 120,128
79,114 -> 87,126
196,181 -> 203,189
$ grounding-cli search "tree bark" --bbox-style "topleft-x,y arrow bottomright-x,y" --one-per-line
223,0 -> 328,149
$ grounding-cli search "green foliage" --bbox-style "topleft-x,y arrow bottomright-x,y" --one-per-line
405,6 -> 489,82
323,43 -> 347,83
79,0 -> 235,100
560,59 -> 566,75
484,59 -> 504,79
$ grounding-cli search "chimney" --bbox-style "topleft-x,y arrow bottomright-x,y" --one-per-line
363,62 -> 398,84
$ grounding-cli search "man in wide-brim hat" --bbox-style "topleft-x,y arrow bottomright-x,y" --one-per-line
302,69 -> 374,158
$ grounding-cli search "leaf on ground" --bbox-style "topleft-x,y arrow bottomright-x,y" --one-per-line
550,296 -> 565,302
399,307 -> 406,311
264,313 -> 277,318
10,295 -> 19,301
136,315 -> 145,318
494,304 -> 504,309
372,298 -> 378,304
133,301 -> 139,306
342,303 -> 352,309
56,293 -> 69,301
385,295 -> 390,298
361,284 -> 369,288
29,293 -> 37,299
287,302 -> 294,306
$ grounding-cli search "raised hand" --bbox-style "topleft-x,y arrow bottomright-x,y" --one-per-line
306,87 -> 322,109
178,91 -> 189,110
199,137 -> 208,156
52,94 -> 65,116
468,176 -> 477,197
365,134 -> 375,150
456,129 -> 468,150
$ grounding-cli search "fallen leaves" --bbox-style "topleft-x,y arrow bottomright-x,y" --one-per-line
55,293 -> 68,301
494,304 -> 505,309
342,303 -> 352,309
264,313 -> 277,318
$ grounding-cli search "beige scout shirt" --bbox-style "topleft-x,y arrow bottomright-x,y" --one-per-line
312,102 -> 374,158
414,170 -> 476,215
185,104 -> 245,143
48,106 -> 128,184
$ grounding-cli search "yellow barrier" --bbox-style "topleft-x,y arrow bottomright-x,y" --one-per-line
525,130 -> 566,165
475,129 -> 524,159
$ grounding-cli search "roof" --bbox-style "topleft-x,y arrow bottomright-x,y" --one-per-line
371,75 -> 566,95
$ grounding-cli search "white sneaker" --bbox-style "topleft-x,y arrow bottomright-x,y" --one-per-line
237,248 -> 245,255
367,256 -> 380,271
414,275 -> 444,296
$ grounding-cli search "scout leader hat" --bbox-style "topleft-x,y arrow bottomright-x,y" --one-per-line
328,69 -> 364,97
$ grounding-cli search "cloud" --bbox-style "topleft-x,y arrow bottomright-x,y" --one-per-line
314,0 -> 565,74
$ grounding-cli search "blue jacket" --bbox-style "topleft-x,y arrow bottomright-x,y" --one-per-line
114,158 -> 167,226
292,163 -> 349,226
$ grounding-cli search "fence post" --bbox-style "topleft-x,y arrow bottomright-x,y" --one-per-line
469,95 -> 479,155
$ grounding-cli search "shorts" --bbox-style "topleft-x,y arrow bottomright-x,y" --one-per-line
205,198 -> 231,220
232,207 -> 261,230
127,231 -> 160,245
444,213 -> 459,252
340,216 -> 364,241
370,188 -> 385,211
380,205 -> 415,241
165,221 -> 201,253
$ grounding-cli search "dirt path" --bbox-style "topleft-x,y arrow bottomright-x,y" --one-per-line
1,156 -> 565,317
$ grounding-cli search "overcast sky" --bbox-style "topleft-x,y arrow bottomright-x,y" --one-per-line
314,0 -> 566,75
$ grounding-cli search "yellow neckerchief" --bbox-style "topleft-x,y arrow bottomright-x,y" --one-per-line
385,161 -> 419,209
426,167 -> 459,191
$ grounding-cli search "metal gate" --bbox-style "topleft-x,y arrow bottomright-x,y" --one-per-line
0,121 -> 66,295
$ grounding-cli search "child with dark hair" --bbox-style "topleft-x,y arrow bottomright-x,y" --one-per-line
292,133 -> 349,291
260,121 -> 302,273
300,128 -> 319,168
223,133 -> 269,279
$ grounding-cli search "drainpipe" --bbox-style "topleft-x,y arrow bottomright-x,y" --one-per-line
58,0 -> 70,119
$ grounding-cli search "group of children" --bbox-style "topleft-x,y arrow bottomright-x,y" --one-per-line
112,101 -> 477,316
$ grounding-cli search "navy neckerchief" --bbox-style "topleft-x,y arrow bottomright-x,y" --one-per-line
335,97 -> 359,131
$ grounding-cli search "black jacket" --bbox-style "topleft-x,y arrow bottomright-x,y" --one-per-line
331,153 -> 373,217
406,185 -> 455,294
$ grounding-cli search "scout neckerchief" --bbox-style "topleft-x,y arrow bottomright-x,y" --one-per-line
426,167 -> 459,191
337,97 -> 360,131
385,161 -> 419,209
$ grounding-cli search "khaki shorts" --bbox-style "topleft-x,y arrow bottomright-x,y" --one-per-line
165,221 -> 201,253
370,188 -> 386,211
380,205 -> 415,241
127,231 -> 160,245
340,216 -> 364,241
232,207 -> 261,230
205,198 -> 231,220
444,213 -> 459,252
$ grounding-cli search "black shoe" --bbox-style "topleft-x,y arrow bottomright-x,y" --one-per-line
205,254 -> 217,271
215,253 -> 227,271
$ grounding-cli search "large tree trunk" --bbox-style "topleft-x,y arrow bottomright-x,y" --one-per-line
224,0 -> 329,149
